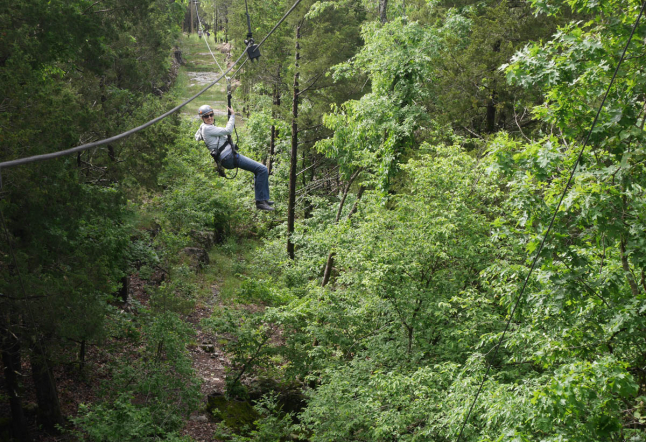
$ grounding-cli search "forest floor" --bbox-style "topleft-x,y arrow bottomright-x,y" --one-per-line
167,33 -> 244,442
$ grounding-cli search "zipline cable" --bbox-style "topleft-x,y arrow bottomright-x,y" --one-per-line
0,47 -> 248,171
0,0 -> 305,172
194,0 -> 228,78
228,0 -> 305,83
230,0 -> 305,80
455,2 -> 646,441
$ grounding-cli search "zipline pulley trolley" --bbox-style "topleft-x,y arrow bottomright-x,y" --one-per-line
244,0 -> 261,62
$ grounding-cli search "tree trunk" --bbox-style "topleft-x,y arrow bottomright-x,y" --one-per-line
269,125 -> 277,174
268,79 -> 281,175
117,275 -> 129,303
321,253 -> 335,287
322,181 -> 365,286
190,0 -> 194,34
30,347 -> 64,433
287,23 -> 301,260
1,317 -> 31,441
213,1 -> 218,43
379,0 -> 388,24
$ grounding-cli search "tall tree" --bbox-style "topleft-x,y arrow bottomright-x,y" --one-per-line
379,0 -> 388,23
287,21 -> 302,260
0,0 -> 183,431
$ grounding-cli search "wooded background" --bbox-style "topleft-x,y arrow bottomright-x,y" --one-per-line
1,0 -> 646,440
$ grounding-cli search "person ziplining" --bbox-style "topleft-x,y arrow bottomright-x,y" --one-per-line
0,0 -> 303,175
194,104 -> 274,211
190,0 -> 271,210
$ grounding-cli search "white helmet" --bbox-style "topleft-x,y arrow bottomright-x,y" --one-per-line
198,105 -> 214,117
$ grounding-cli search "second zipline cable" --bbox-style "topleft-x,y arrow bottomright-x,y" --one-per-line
0,0 -> 306,171
194,1 -> 228,77
455,2 -> 646,441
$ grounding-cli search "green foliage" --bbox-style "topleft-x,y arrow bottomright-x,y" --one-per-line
71,393 -> 193,442
203,306 -> 281,398
150,265 -> 198,314
6,0 -> 646,441
320,18 -> 432,192
229,394 -> 299,442
235,276 -> 294,306
73,311 -> 201,440
207,395 -> 261,436
528,358 -> 637,440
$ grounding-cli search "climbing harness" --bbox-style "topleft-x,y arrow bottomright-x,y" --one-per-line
0,0 -> 304,171
243,0 -> 261,62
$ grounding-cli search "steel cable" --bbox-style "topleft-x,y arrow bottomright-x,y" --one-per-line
0,0 -> 305,171
455,2 -> 646,441
194,1 -> 228,78
230,0 -> 305,80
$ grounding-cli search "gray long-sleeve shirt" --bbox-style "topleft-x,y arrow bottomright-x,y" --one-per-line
194,114 -> 235,154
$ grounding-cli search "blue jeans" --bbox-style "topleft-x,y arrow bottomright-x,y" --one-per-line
220,149 -> 270,201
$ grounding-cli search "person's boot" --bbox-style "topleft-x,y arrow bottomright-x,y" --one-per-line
267,200 -> 275,205
256,200 -> 275,211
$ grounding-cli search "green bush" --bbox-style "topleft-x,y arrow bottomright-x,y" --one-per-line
71,394 -> 193,442
73,312 -> 201,440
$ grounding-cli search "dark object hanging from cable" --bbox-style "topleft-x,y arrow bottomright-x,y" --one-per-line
244,0 -> 261,62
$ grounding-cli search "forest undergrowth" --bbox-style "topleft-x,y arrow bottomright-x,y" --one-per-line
3,1 -> 646,441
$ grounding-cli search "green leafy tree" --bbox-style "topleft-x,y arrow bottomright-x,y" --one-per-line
0,0 -> 184,436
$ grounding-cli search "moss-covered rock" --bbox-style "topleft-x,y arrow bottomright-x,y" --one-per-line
206,393 -> 259,433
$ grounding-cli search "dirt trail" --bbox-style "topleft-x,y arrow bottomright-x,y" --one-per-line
180,39 -> 235,442
177,36 -> 231,119
183,299 -> 229,441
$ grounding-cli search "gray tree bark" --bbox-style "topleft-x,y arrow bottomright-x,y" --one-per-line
30,347 -> 64,433
379,0 -> 388,23
1,316 -> 31,441
287,23 -> 302,260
